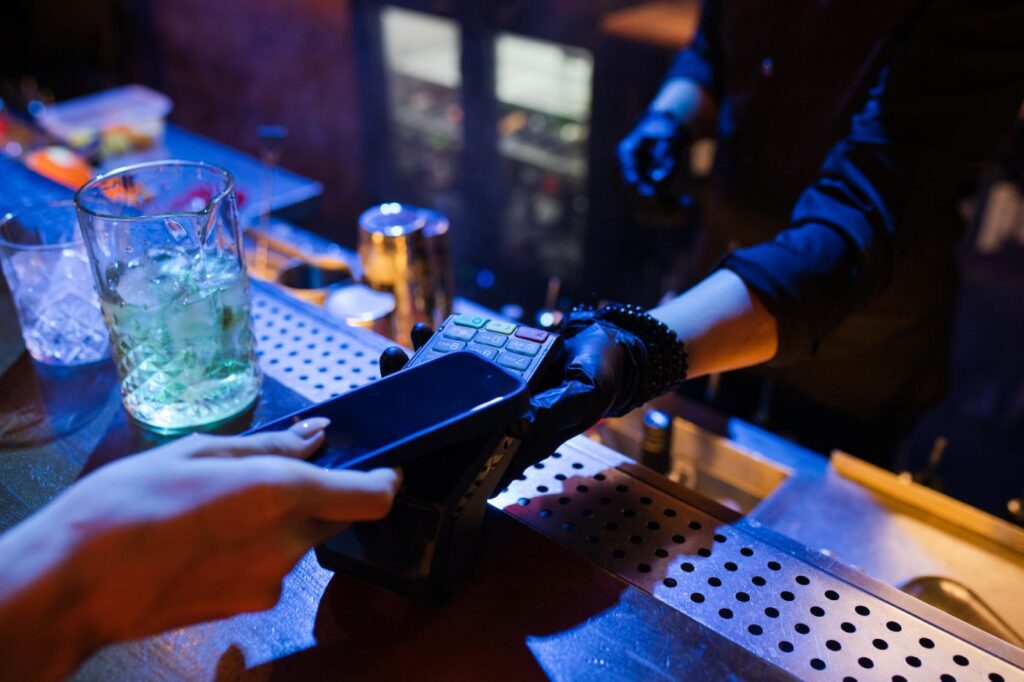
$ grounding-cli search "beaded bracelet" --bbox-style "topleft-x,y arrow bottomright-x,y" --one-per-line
568,302 -> 688,409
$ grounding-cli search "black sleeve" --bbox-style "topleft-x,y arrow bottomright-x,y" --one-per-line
664,0 -> 722,97
720,0 -> 1024,365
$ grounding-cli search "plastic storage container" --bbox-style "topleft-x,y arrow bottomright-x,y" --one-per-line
37,85 -> 172,159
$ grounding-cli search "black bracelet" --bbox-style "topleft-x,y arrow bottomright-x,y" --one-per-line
568,302 -> 688,409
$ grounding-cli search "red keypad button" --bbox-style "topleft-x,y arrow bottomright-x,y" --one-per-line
514,326 -> 548,343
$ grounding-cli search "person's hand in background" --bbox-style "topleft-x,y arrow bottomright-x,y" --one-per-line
618,109 -> 690,201
0,420 -> 401,682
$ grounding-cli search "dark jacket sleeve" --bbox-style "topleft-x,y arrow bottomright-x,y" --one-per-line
720,0 -> 1024,365
665,0 -> 722,97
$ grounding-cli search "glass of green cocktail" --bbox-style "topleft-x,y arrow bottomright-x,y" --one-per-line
75,161 -> 261,433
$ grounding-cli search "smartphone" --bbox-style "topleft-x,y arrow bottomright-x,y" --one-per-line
249,352 -> 529,471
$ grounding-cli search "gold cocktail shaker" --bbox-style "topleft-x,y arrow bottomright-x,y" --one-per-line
358,203 -> 454,342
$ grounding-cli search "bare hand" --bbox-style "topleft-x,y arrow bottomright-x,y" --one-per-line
0,419 -> 400,680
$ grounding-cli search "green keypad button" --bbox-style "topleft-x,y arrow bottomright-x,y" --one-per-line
453,314 -> 488,329
485,320 -> 517,335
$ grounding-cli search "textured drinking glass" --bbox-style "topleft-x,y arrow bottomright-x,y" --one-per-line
75,161 -> 261,432
0,202 -> 111,365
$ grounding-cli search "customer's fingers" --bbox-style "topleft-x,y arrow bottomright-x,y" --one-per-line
303,518 -> 352,546
303,467 -> 402,522
189,418 -> 329,459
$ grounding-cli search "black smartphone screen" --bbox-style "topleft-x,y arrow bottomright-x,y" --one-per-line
268,352 -> 526,470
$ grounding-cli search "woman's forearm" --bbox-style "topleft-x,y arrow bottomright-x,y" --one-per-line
651,269 -> 778,379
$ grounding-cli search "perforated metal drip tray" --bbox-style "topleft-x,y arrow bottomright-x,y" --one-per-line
248,282 -> 1024,681
491,440 -> 1024,681
250,284 -> 391,403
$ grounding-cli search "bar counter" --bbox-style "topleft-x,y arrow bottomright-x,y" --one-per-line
0,282 -> 790,680
1,282 -> 1022,680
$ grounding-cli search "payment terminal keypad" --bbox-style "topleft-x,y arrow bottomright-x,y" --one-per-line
474,332 -> 508,347
431,338 -> 467,354
505,338 -> 540,356
405,313 -> 561,387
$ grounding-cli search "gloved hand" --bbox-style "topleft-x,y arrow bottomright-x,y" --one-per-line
618,109 -> 690,201
378,323 -> 435,377
504,316 -> 651,481
378,308 -> 687,492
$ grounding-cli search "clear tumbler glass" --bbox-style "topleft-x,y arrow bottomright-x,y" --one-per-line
0,201 -> 111,365
75,161 -> 261,432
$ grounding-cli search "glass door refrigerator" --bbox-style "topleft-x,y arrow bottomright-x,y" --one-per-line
353,0 -> 672,318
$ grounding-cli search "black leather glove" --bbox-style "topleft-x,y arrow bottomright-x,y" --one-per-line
618,109 -> 690,201
377,323 -> 434,377
502,306 -> 687,488
378,308 -> 687,494
508,318 -> 648,466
